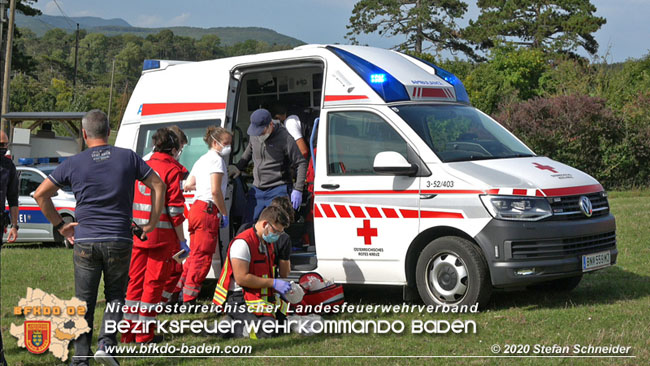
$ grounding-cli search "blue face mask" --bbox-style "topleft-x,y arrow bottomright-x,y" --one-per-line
262,224 -> 280,243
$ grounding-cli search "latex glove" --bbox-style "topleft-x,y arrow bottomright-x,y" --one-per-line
220,215 -> 229,228
290,189 -> 302,210
179,240 -> 190,258
273,279 -> 291,295
228,165 -> 241,178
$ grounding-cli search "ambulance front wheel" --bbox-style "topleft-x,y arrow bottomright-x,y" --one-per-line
415,236 -> 492,308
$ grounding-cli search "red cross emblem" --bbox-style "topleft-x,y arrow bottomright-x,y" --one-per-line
533,162 -> 558,173
357,219 -> 378,245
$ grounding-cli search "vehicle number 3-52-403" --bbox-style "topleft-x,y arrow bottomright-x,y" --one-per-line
425,180 -> 454,188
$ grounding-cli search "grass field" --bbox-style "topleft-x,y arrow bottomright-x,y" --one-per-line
1,191 -> 649,365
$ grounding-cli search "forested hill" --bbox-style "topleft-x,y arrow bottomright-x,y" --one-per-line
15,13 -> 304,46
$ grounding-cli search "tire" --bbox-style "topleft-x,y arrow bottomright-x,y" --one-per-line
528,275 -> 582,292
415,236 -> 492,308
53,215 -> 74,249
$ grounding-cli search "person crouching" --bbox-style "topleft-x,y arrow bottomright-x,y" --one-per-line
213,206 -> 292,338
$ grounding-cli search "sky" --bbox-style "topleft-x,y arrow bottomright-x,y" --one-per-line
33,0 -> 650,62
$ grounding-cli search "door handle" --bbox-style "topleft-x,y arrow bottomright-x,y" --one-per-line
420,194 -> 437,200
321,184 -> 340,190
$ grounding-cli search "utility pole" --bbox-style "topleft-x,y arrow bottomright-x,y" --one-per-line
72,23 -> 79,101
107,58 -> 115,125
1,0 -> 16,134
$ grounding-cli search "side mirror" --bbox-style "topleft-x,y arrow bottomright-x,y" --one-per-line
373,151 -> 418,176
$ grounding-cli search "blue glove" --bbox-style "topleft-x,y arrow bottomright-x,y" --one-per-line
220,215 -> 229,228
273,279 -> 291,295
179,240 -> 190,258
291,189 -> 302,210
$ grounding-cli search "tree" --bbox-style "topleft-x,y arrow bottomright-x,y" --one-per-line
464,0 -> 606,56
346,0 -> 482,61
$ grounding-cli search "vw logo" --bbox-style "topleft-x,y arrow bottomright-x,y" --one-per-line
579,196 -> 593,217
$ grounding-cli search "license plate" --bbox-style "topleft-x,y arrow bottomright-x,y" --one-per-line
582,251 -> 611,272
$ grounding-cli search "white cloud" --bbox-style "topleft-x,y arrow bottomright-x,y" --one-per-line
42,0 -> 60,16
133,14 -> 164,28
71,10 -> 97,17
169,12 -> 191,26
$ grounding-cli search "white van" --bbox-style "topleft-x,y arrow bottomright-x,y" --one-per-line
115,45 -> 616,307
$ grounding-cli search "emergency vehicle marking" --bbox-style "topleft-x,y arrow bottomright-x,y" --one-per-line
411,87 -> 454,99
323,95 -> 369,102
486,188 -> 544,197
541,184 -> 603,197
315,189 -> 483,195
533,162 -> 558,173
140,103 -> 226,116
357,219 -> 378,245
314,203 -> 464,219
5,206 -> 75,224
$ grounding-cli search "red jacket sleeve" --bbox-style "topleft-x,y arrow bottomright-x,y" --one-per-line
166,166 -> 186,227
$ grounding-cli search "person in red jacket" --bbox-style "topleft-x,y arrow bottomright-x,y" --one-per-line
123,127 -> 187,343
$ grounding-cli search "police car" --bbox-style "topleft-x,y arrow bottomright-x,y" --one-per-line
3,158 -> 76,247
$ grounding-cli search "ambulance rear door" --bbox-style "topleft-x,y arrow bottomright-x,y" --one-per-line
313,106 -> 425,285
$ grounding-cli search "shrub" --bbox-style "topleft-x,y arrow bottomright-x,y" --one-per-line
494,95 -> 648,189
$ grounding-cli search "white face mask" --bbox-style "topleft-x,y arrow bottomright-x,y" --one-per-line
174,148 -> 183,161
219,145 -> 232,157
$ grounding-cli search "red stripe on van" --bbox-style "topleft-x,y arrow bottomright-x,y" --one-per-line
400,209 -> 419,218
421,88 -> 447,98
512,189 -> 527,195
315,189 -> 483,195
320,204 -> 336,218
324,95 -> 369,102
349,206 -> 366,218
141,103 -> 226,116
314,204 -> 323,218
365,207 -> 382,218
536,190 -> 544,197
541,184 -> 603,197
382,208 -> 399,218
334,205 -> 351,218
421,211 -> 464,219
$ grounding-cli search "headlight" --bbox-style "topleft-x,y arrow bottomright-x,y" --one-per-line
480,195 -> 552,221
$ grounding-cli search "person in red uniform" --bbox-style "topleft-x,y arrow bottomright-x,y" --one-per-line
176,126 -> 232,304
123,127 -> 187,343
212,205 -> 292,338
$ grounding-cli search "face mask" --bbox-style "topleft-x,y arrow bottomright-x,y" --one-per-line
174,148 -> 183,161
0,148 -> 7,156
215,139 -> 231,156
262,224 -> 280,243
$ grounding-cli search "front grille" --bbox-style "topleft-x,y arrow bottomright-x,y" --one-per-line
548,192 -> 609,220
510,231 -> 616,260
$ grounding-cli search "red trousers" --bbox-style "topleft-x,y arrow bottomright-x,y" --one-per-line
123,244 -> 173,343
162,260 -> 183,303
176,200 -> 220,302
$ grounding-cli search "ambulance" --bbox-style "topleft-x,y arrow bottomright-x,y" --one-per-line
115,45 -> 617,307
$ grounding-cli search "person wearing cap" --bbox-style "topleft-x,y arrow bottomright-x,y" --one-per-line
230,108 -> 308,224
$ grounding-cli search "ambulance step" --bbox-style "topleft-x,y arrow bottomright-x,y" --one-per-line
290,251 -> 317,271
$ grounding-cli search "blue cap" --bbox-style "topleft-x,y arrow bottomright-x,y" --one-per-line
248,109 -> 272,136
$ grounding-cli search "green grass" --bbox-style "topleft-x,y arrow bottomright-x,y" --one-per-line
2,192 -> 649,365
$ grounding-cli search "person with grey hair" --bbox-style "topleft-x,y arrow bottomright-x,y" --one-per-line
35,109 -> 166,366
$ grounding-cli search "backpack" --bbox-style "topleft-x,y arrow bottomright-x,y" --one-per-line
291,272 -> 344,315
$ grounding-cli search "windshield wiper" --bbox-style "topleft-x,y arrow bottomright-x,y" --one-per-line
445,155 -> 502,163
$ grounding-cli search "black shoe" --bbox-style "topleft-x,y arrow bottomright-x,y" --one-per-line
94,342 -> 119,366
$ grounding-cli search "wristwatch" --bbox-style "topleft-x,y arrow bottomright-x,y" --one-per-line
9,224 -> 19,230
53,221 -> 65,231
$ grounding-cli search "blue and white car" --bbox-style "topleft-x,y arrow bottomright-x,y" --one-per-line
3,159 -> 76,247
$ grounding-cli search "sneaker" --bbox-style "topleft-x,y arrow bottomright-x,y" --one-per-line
94,342 -> 119,366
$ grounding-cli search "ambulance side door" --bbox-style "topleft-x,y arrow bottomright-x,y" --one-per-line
313,108 -> 421,285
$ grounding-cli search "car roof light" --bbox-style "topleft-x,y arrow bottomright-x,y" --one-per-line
142,60 -> 161,71
18,158 -> 34,165
327,46 -> 410,103
404,54 -> 470,104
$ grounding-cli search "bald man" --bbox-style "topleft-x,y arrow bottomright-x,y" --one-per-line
0,130 -> 19,366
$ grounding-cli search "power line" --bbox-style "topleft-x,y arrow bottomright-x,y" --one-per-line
52,0 -> 76,30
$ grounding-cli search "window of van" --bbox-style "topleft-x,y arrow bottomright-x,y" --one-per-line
136,120 -> 220,171
327,111 -> 409,175
394,105 -> 534,162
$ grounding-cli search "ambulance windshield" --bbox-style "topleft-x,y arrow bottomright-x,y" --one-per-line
395,104 -> 535,163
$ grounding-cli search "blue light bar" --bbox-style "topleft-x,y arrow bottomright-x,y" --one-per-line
327,46 -> 410,103
370,73 -> 386,83
404,54 -> 470,104
18,158 -> 34,165
143,60 -> 161,71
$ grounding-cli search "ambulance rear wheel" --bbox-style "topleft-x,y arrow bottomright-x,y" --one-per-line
415,236 -> 491,308
54,215 -> 74,249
